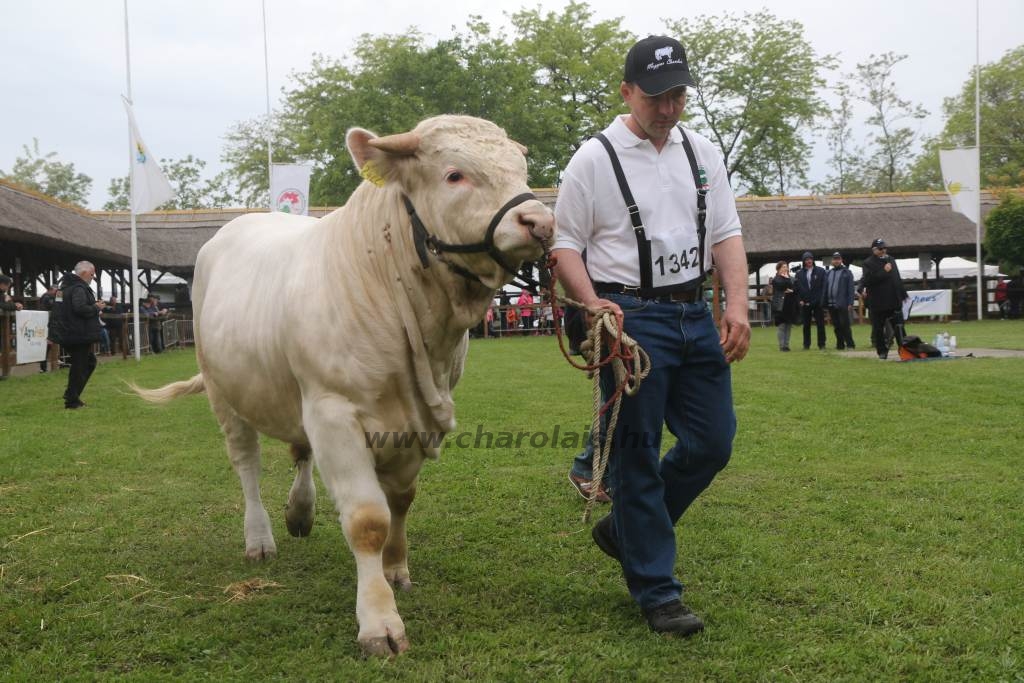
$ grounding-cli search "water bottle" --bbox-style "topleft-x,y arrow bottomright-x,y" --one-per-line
950,335 -> 957,353
941,332 -> 950,355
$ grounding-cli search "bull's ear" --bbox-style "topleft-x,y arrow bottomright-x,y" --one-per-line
346,128 -> 380,171
346,128 -> 421,186
513,141 -> 529,156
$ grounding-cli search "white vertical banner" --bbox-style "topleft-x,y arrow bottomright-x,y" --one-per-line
939,147 -> 980,225
270,163 -> 313,215
15,310 -> 49,364
122,97 -> 175,213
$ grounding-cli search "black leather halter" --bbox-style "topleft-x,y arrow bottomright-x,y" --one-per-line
402,192 -> 537,286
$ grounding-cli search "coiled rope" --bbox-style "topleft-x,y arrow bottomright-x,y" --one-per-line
540,253 -> 651,522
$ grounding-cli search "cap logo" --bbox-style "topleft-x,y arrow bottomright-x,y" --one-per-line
647,44 -> 684,72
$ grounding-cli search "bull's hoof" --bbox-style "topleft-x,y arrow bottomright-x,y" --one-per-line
285,508 -> 314,537
244,542 -> 277,562
385,566 -> 413,591
359,630 -> 409,658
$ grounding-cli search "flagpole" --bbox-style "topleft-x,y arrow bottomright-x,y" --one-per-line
262,0 -> 273,209
124,0 -> 142,360
974,0 -> 983,321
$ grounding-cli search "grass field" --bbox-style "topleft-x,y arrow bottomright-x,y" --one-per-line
2,320 -> 1023,681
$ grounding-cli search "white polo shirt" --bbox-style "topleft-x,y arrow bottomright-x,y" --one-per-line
554,115 -> 742,288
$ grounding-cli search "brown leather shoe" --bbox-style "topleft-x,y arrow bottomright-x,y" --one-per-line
568,472 -> 611,503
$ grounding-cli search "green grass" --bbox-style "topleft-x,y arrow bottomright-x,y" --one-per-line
2,320 -> 1023,681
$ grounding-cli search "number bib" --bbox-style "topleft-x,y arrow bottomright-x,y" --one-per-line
650,230 -> 702,288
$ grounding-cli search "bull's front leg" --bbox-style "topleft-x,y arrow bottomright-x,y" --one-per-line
304,396 -> 409,657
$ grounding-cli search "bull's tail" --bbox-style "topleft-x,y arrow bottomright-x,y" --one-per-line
129,373 -> 206,405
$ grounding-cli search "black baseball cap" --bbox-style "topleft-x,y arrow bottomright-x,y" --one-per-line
871,238 -> 886,249
624,36 -> 696,95
832,251 -> 843,259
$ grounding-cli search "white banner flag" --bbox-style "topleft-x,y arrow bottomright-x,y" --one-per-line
270,163 -> 313,215
15,310 -> 49,364
904,289 -> 952,317
123,97 -> 175,214
939,147 -> 980,225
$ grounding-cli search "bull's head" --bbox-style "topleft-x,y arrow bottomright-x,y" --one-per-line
346,116 -> 554,290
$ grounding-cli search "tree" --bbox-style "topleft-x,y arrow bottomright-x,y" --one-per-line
104,155 -> 238,210
509,2 -> 635,184
985,193 -> 1024,271
224,28 -> 531,205
907,45 -> 1024,190
814,83 -> 867,195
665,11 -> 834,194
850,52 -> 928,192
1,138 -> 92,206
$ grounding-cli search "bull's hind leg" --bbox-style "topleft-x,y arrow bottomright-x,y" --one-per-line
210,393 -> 276,560
304,396 -> 408,657
285,444 -> 316,537
379,465 -> 420,592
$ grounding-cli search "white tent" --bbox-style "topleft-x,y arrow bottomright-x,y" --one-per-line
752,257 -> 1000,286
750,260 -> 861,286
896,257 -> 1003,279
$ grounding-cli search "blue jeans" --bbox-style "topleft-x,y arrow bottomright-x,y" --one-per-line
599,294 -> 735,610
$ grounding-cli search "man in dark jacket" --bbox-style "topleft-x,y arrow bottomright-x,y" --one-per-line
860,239 -> 907,360
793,251 -> 827,350
60,261 -> 106,408
825,252 -> 856,350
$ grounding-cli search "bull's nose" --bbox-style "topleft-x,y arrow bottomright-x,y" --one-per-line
517,208 -> 555,243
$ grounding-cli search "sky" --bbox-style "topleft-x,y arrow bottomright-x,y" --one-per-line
2,0 -> 1022,210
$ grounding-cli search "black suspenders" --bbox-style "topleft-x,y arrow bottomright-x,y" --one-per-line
593,124 -> 709,293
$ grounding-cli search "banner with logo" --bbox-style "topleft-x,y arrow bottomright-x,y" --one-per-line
15,310 -> 49,364
122,97 -> 175,213
939,147 -> 980,225
270,163 -> 313,215
904,290 -> 952,318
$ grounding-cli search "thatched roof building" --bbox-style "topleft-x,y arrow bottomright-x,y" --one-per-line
4,173 -> 1013,298
735,191 -> 1000,264
0,180 -> 165,293
94,189 -> 1004,277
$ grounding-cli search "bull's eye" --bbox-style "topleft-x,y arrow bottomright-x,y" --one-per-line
445,170 -> 464,184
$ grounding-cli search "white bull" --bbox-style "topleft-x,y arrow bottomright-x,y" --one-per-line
135,115 -> 554,656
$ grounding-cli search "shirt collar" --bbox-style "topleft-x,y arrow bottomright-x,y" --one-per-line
608,115 -> 684,150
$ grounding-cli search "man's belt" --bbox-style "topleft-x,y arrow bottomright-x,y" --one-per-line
594,281 -> 703,304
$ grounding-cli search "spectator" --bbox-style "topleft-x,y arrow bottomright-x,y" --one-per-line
1008,276 -> 1023,319
516,290 -> 534,332
995,279 -> 1009,319
103,296 -> 126,354
793,251 -> 827,350
38,284 -> 58,372
860,238 -> 908,360
505,304 -> 518,331
59,261 -> 106,409
140,295 -> 169,353
770,261 -> 799,351
0,274 -> 23,312
825,252 -> 857,350
498,290 -> 511,332
957,276 -> 971,322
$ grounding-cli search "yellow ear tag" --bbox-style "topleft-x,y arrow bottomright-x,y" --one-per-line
360,160 -> 386,187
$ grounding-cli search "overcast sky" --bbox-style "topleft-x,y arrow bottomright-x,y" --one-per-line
2,0 -> 1022,209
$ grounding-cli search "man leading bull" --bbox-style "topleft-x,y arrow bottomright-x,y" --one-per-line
553,35 -> 750,636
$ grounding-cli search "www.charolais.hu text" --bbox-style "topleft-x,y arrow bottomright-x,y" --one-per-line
364,424 -> 659,450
